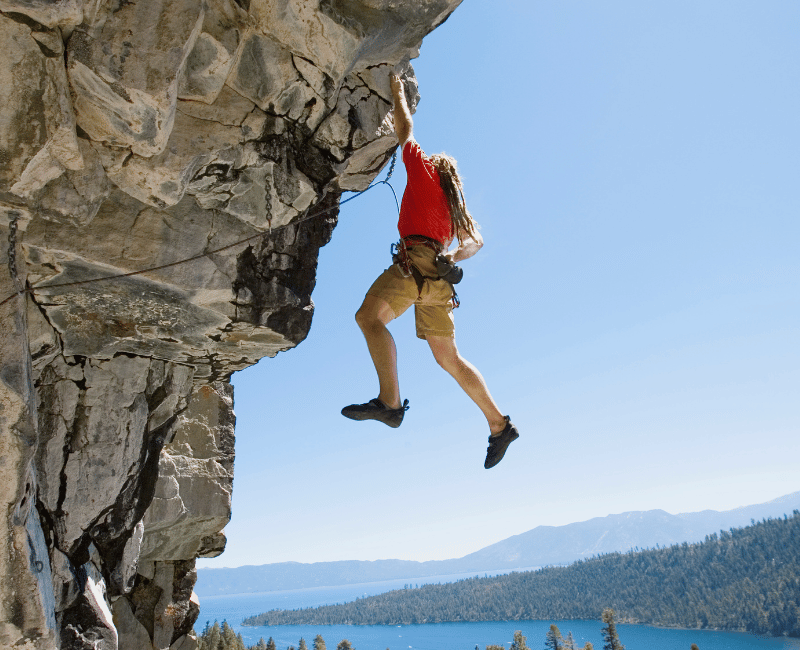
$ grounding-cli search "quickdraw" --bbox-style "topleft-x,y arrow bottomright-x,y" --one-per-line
390,239 -> 412,278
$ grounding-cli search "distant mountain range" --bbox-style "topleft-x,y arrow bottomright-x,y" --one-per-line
195,490 -> 800,596
242,513 -> 800,636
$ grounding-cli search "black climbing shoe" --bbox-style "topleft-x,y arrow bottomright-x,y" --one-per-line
484,416 -> 519,469
341,398 -> 409,428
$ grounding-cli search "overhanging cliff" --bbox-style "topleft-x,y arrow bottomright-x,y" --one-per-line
0,1 -> 461,647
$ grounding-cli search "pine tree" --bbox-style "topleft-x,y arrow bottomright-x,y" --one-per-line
313,635 -> 326,650
584,644 -> 593,650
221,621 -> 239,650
267,637 -> 277,650
545,624 -> 563,650
564,631 -> 576,650
690,645 -> 699,650
298,639 -> 308,650
336,641 -> 352,650
255,639 -> 268,650
601,609 -> 625,650
510,630 -> 529,650
206,621 -> 222,650
486,646 -> 505,650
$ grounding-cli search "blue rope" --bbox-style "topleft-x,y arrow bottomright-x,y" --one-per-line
341,148 -> 400,214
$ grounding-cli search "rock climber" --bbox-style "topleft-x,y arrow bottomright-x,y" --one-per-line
341,72 -> 519,470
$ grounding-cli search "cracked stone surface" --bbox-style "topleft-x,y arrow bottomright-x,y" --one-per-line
0,0 -> 462,647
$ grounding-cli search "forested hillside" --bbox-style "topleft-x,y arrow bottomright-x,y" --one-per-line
197,492 -> 800,595
244,513 -> 800,637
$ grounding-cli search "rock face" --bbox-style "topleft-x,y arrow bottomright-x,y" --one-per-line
0,0 -> 461,647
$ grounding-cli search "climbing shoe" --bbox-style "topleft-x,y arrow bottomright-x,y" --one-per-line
484,416 -> 519,469
341,398 -> 409,428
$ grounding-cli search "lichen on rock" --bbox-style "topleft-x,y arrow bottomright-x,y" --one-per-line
0,0 -> 462,647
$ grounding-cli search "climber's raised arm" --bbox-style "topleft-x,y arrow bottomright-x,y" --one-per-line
390,73 -> 413,145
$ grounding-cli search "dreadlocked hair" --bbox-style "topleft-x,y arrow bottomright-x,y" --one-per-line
430,153 -> 480,244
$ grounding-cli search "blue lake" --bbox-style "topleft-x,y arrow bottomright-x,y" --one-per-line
195,573 -> 800,650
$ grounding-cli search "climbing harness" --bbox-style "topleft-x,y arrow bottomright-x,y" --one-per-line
0,149 -> 401,308
391,235 -> 443,276
391,235 -> 461,309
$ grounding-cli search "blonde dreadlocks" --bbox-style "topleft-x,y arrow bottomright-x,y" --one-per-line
430,153 -> 480,245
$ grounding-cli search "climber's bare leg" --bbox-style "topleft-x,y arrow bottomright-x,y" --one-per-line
355,295 -> 401,409
427,335 -> 506,434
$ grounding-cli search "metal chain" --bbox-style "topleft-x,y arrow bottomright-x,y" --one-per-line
7,210 -> 24,296
384,147 -> 397,180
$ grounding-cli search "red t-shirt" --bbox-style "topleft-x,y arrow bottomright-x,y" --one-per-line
398,140 -> 453,246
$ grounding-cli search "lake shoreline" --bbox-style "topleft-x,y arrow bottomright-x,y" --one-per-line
196,578 -> 800,649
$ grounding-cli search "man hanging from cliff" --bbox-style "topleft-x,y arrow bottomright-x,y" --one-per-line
341,73 -> 519,469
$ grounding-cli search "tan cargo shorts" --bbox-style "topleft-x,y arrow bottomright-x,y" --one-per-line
366,245 -> 455,340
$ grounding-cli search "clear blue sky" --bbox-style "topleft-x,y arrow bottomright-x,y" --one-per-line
198,0 -> 800,569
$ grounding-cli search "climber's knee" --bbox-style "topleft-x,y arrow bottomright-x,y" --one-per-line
356,294 -> 394,332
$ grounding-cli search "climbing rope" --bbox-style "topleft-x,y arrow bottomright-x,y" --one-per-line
374,147 -> 400,213
0,148 -> 400,308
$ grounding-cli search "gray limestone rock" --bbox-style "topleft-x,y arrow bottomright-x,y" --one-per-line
178,0 -> 247,105
66,0 -> 206,156
140,383 -> 235,562
35,355 -> 193,556
171,632 -> 200,650
0,0 -> 462,647
227,32 -> 328,128
0,15 -> 82,196
0,0 -> 83,30
33,139 -> 112,227
51,548 -> 80,613
122,560 -> 199,650
112,597 -> 152,650
60,550 -> 118,650
248,0 -> 460,85
112,521 -> 145,595
177,88 -> 257,127
91,110 -> 243,208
